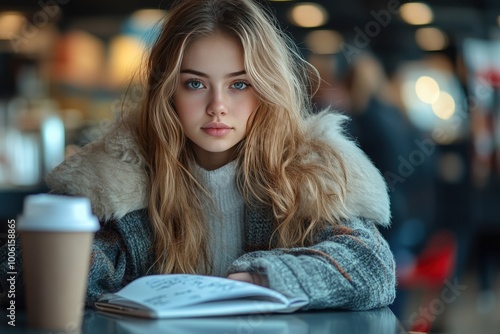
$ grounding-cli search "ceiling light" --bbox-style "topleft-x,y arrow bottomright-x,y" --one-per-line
289,3 -> 328,28
305,30 -> 343,54
415,75 -> 440,104
0,12 -> 25,40
432,91 -> 455,120
400,2 -> 433,25
415,27 -> 448,51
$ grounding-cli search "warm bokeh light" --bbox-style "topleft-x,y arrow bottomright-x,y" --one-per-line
0,12 -> 25,40
415,76 -> 440,104
52,30 -> 106,87
400,2 -> 434,25
130,9 -> 165,30
305,30 -> 343,54
416,27 -> 448,51
288,3 -> 328,28
432,91 -> 456,120
108,35 -> 146,86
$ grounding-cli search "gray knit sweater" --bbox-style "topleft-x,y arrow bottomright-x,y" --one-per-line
0,112 -> 396,311
192,160 -> 245,276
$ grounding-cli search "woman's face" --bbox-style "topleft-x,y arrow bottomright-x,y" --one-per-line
173,32 -> 259,170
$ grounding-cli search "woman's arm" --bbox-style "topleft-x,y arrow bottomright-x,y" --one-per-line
86,209 -> 154,307
227,217 -> 396,311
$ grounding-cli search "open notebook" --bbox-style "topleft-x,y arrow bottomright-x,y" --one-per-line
95,274 -> 309,319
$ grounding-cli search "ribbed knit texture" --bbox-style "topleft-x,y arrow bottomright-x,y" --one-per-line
191,160 -> 245,277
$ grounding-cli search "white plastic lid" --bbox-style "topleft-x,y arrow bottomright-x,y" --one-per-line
17,194 -> 100,232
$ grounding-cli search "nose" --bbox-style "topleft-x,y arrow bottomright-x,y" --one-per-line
207,90 -> 228,117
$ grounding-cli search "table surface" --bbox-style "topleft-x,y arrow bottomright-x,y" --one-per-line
2,307 -> 407,334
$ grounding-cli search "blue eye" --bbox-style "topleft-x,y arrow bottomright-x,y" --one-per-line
231,81 -> 249,90
186,80 -> 205,90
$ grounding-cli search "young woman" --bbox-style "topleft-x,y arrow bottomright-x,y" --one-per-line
1,0 -> 395,311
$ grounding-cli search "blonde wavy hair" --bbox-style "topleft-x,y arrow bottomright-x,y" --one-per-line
133,0 -> 350,275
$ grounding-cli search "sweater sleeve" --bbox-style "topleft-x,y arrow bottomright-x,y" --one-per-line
86,209 -> 154,307
227,217 -> 396,311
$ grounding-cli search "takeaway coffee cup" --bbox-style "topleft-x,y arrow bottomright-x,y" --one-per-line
18,194 -> 99,331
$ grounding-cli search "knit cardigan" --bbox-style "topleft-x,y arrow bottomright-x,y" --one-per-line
0,112 -> 396,310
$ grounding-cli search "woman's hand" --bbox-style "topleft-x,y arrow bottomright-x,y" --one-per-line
227,272 -> 269,287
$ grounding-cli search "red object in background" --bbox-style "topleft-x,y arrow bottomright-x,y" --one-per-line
398,230 -> 458,333
477,69 -> 500,88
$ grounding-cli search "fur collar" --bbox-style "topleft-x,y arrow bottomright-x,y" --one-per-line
45,112 -> 391,226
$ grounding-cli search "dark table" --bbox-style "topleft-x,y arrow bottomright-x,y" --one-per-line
2,307 -> 407,333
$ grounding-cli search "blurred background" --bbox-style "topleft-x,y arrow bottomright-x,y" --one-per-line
0,0 -> 499,332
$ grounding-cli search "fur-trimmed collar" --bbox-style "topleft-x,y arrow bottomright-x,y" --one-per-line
45,112 -> 391,226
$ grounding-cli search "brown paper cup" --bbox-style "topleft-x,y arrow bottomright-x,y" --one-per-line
17,194 -> 99,332
21,231 -> 94,331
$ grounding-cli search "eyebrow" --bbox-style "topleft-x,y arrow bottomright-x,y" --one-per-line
180,69 -> 247,78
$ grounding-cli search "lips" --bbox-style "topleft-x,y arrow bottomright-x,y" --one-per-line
201,122 -> 232,137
